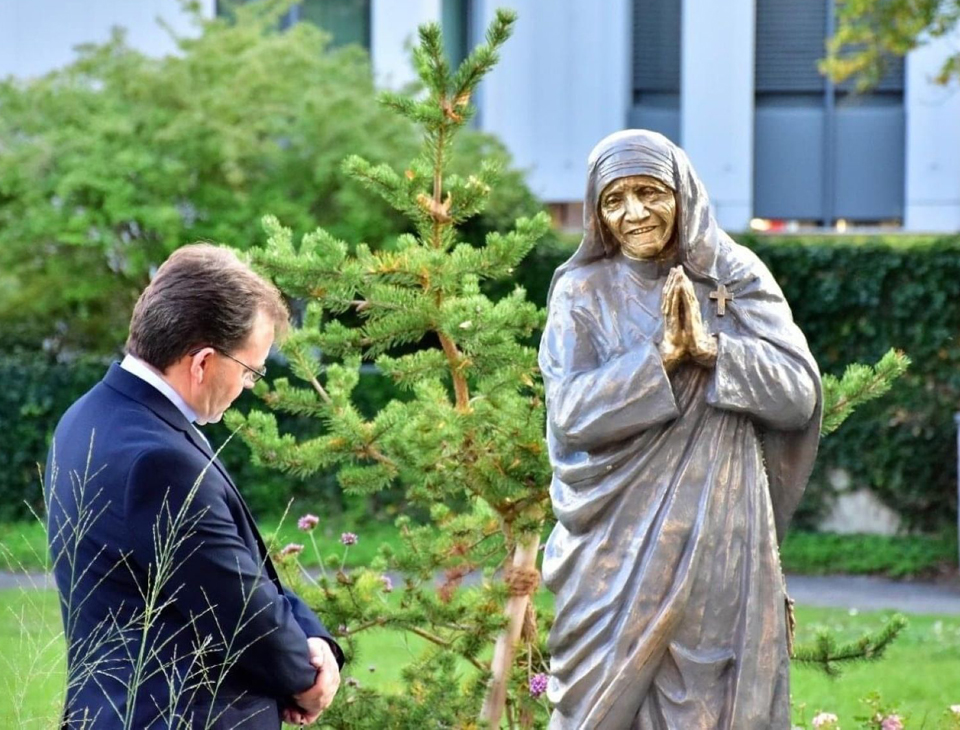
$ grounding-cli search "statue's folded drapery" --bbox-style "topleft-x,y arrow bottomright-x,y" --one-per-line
540,130 -> 822,730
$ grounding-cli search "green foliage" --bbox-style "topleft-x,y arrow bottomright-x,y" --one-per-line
0,0 -> 540,353
740,233 -> 960,531
0,354 -> 107,521
233,10 -> 553,726
8,591 -> 959,728
823,0 -> 960,89
780,531 -> 958,578
793,614 -> 908,677
821,350 -> 911,437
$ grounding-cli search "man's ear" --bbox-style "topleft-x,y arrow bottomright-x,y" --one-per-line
189,348 -> 215,384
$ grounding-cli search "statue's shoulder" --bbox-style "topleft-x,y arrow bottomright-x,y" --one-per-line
551,258 -> 616,303
715,236 -> 789,303
717,236 -> 775,284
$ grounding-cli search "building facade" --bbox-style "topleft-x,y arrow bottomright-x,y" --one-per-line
4,0 -> 959,232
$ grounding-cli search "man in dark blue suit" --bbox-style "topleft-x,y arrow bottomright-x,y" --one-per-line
45,244 -> 342,729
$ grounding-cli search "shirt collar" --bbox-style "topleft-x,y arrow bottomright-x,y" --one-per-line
121,354 -> 200,425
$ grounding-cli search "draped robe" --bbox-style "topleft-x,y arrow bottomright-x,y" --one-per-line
539,130 -> 822,730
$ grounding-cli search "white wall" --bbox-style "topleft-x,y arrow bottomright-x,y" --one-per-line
474,0 -> 632,203
681,0 -> 755,232
904,33 -> 960,231
370,0 -> 441,90
0,0 -> 214,80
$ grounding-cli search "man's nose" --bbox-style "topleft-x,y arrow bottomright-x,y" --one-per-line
623,194 -> 649,222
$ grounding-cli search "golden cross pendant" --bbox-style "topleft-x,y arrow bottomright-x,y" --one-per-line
709,283 -> 734,316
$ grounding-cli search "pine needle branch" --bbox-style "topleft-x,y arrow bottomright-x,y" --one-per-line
821,348 -> 910,436
792,613 -> 907,677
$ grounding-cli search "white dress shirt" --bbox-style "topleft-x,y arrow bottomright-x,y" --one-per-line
121,354 -> 209,446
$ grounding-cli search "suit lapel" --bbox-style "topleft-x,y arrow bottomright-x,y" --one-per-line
103,363 -> 281,585
182,428 -> 282,584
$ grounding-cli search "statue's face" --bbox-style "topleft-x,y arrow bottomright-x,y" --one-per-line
598,175 -> 677,259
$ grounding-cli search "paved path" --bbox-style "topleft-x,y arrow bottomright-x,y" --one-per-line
4,572 -> 959,615
0,572 -> 54,590
785,574 -> 960,615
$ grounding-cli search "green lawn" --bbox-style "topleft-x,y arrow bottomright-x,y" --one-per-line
0,515 -> 405,574
5,519 -> 956,580
791,607 -> 960,727
0,589 -> 67,729
3,588 -> 959,728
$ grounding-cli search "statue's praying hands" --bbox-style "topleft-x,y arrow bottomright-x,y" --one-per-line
659,265 -> 718,371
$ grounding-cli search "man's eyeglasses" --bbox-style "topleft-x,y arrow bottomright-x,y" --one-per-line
188,348 -> 267,384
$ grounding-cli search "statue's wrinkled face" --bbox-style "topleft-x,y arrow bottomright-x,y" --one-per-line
599,175 -> 677,259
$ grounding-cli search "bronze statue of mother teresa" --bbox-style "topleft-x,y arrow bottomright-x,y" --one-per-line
539,130 -> 822,729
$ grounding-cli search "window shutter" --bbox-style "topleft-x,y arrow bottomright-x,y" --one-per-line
300,0 -> 371,49
755,0 -> 826,94
633,0 -> 681,95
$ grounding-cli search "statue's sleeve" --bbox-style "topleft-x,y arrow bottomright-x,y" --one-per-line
540,278 -> 679,451
707,332 -> 817,430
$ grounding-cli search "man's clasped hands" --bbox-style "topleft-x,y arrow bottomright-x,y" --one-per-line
283,637 -> 341,726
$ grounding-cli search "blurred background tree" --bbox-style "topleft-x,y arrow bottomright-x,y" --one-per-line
0,0 -> 540,355
0,0 -> 543,520
823,0 -> 960,88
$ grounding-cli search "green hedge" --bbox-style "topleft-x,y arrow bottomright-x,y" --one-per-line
0,354 -> 108,521
4,233 -> 960,531
779,531 -> 958,577
0,353 -> 401,521
508,232 -> 960,531
743,234 -> 960,530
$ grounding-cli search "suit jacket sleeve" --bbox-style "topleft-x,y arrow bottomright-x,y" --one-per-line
123,446 -> 319,699
284,588 -> 345,668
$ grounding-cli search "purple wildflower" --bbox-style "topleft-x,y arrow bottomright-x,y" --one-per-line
381,575 -> 394,593
297,514 -> 319,532
529,673 -> 548,699
279,543 -> 303,557
340,532 -> 358,546
881,716 -> 903,730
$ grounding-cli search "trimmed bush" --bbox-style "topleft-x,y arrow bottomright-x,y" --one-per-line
0,353 -> 402,520
0,353 -> 108,521
4,233 -> 959,531
508,232 -> 960,531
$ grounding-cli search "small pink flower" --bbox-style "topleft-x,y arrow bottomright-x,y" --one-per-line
812,712 -> 839,729
297,514 -> 319,532
340,532 -> 358,546
881,716 -> 903,730
529,673 -> 548,698
381,575 -> 393,593
280,543 -> 303,557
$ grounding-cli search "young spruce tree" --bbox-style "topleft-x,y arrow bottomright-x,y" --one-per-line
229,10 -> 554,728
228,9 -> 911,727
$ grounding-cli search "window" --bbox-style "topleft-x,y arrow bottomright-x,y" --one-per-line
628,0 -> 682,143
299,0 -> 371,49
754,0 -> 904,225
217,0 -> 372,50
442,0 -> 470,68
